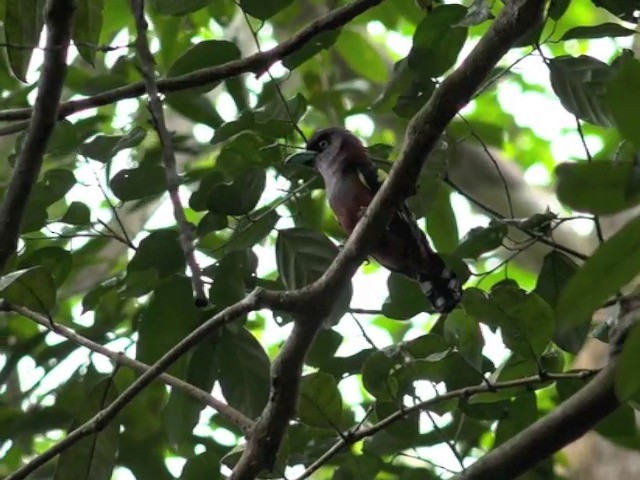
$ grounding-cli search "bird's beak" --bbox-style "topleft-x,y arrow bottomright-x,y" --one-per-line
284,151 -> 317,167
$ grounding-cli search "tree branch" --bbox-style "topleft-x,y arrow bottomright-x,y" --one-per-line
0,0 -> 384,123
5,288 -> 268,480
0,0 -> 75,272
298,370 -> 599,479
6,302 -> 253,432
130,0 -> 207,305
230,1 -> 546,478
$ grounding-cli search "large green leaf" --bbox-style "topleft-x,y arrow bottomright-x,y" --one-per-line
556,161 -> 640,215
80,128 -> 147,163
382,272 -> 430,320
560,23 -> 637,41
110,166 -> 168,201
282,29 -> 341,70
5,0 -> 45,82
215,327 -> 270,419
615,323 -> 640,402
408,5 -> 468,78
535,251 -> 587,354
72,0 -> 104,66
455,220 -> 508,259
167,40 -> 240,93
606,56 -> 640,148
557,215 -> 640,328
54,376 -> 120,480
127,230 -> 185,289
444,309 -> 484,369
276,228 -> 352,324
0,267 -> 57,313
149,0 -> 210,15
206,169 -> 266,216
298,372 -> 343,429
239,0 -> 293,20
336,30 -> 388,84
549,56 -> 613,127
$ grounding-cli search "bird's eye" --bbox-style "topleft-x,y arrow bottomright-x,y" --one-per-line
318,139 -> 329,149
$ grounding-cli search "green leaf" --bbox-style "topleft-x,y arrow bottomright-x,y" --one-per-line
60,201 -> 91,225
54,377 -> 119,480
0,267 -> 57,313
560,23 -> 637,41
494,393 -> 537,447
606,57 -> 640,148
164,336 -> 219,450
591,0 -> 638,21
5,0 -> 45,82
382,272 -> 430,320
298,372 -> 343,429
215,208 -> 279,256
535,251 -> 588,354
362,350 -> 399,402
557,215 -> 640,329
46,120 -> 81,157
136,276 -> 200,376
615,323 -> 640,401
239,0 -> 294,20
73,0 -> 104,66
180,450 -> 223,480
209,250 -> 256,309
282,29 -> 341,70
425,185 -> 458,253
444,309 -> 484,369
206,169 -> 265,216
166,91 -> 224,128
336,30 -> 388,84
149,0 -> 210,15
455,220 -> 507,259
548,0 -> 570,19
110,166 -> 167,201
556,161 -> 640,214
376,401 -> 419,440
167,40 -> 240,93
408,5 -> 468,78
19,247 -> 72,287
215,327 -> 270,418
549,56 -> 613,127
127,230 -> 185,286
276,228 -> 352,324
80,127 -> 147,163
491,282 -> 554,361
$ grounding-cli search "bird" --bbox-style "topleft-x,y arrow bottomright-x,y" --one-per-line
285,127 -> 462,313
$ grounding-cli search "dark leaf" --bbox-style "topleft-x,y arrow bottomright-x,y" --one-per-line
127,230 -> 185,286
606,56 -> 640,148
298,372 -> 343,429
60,201 -> 91,225
382,272 -> 430,320
239,0 -> 293,20
556,161 -> 640,214
282,29 -> 341,70
455,220 -> 508,259
19,247 -> 72,287
149,0 -> 210,15
557,214 -> 640,329
73,0 -> 104,65
206,169 -> 265,216
110,166 -> 168,201
80,127 -> 147,163
0,267 -> 57,313
215,327 -> 270,418
560,23 -> 637,41
615,323 -> 640,401
549,56 -> 613,127
54,377 -> 119,480
336,30 -> 388,84
5,0 -> 45,82
444,309 -> 484,369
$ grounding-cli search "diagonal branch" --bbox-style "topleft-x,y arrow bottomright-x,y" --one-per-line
130,0 -> 207,305
6,302 -> 253,432
0,0 -> 384,123
0,0 -> 75,272
230,1 -> 547,478
297,370 -> 599,479
5,288 -> 268,480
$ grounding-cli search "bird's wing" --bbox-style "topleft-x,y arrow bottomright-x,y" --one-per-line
355,162 -> 433,259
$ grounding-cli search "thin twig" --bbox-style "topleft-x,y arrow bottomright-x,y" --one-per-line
130,0 -> 207,305
5,288 -> 266,480
296,369 -> 598,479
0,0 -> 385,122
8,302 -> 253,431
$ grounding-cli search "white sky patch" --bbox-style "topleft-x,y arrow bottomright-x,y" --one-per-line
523,162 -> 552,186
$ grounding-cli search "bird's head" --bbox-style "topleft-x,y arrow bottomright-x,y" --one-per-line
285,127 -> 368,172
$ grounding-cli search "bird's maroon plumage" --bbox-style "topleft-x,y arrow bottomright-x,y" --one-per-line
299,127 -> 462,313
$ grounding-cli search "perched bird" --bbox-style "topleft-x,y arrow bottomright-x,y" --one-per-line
286,127 -> 462,313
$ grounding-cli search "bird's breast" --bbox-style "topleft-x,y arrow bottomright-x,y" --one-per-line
326,177 -> 373,233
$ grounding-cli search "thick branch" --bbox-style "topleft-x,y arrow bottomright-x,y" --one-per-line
230,1 -> 546,478
130,0 -> 206,305
0,0 -> 384,123
7,302 -> 253,432
0,0 -> 74,272
459,362 -> 619,480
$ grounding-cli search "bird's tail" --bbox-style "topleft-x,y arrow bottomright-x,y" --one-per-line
417,258 -> 462,313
